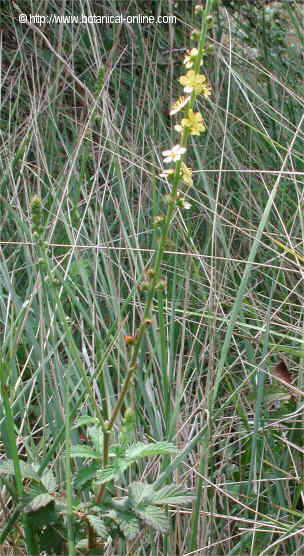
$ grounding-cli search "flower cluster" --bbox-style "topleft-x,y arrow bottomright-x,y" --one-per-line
160,37 -> 211,197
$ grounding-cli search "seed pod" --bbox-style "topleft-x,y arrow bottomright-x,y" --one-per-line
124,335 -> 136,346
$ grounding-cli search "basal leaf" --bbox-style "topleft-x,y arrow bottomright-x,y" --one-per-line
116,512 -> 139,540
106,508 -> 139,540
150,484 -> 193,505
134,504 -> 169,533
73,462 -> 99,489
125,442 -> 178,462
95,459 -> 130,485
72,416 -> 99,429
95,466 -> 119,485
87,425 -> 103,453
69,445 -> 100,459
40,468 -> 57,493
128,482 -> 154,506
23,493 -> 54,513
87,515 -> 107,537
0,460 -> 38,480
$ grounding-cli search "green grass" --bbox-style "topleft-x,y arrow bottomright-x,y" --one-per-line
1,0 -> 304,554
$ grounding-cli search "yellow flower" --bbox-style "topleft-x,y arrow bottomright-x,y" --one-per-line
180,109 -> 205,135
181,162 -> 193,186
162,144 -> 186,164
183,48 -> 202,69
159,168 -> 175,179
169,96 -> 191,116
179,70 -> 206,94
201,83 -> 212,99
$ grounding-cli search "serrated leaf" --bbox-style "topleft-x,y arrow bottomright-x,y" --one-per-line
40,469 -> 57,493
73,462 -> 99,489
95,466 -> 119,485
24,493 -> 54,513
116,512 -> 139,540
26,484 -> 47,500
106,509 -> 119,523
125,442 -> 178,461
128,482 -> 154,506
29,464 -> 56,494
0,460 -> 17,476
134,504 -> 169,533
69,445 -> 100,459
106,508 -> 139,540
95,460 -> 130,485
87,425 -> 103,453
87,515 -> 107,537
150,484 -> 193,505
25,500 -> 58,532
0,460 -> 38,480
110,498 -> 130,513
72,416 -> 99,429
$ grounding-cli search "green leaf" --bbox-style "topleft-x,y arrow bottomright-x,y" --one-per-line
87,515 -> 107,537
150,484 -> 193,505
40,468 -> 57,493
69,445 -> 101,459
23,493 -> 54,513
126,482 -> 189,533
95,460 -> 130,485
0,460 -> 38,480
72,416 -> 99,429
116,512 -> 139,540
128,482 -> 154,506
125,442 -> 178,462
95,465 -> 120,485
110,498 -> 130,513
40,521 -> 65,554
73,462 -> 99,489
0,460 -> 17,476
23,495 -> 58,532
106,508 -> 139,540
87,425 -> 103,453
134,504 -> 169,533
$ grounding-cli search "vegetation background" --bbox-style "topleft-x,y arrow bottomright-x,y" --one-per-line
0,0 -> 304,554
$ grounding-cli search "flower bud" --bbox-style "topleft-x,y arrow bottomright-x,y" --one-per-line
124,335 -> 136,346
191,28 -> 200,41
154,215 -> 165,228
124,407 -> 135,422
194,4 -> 204,15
